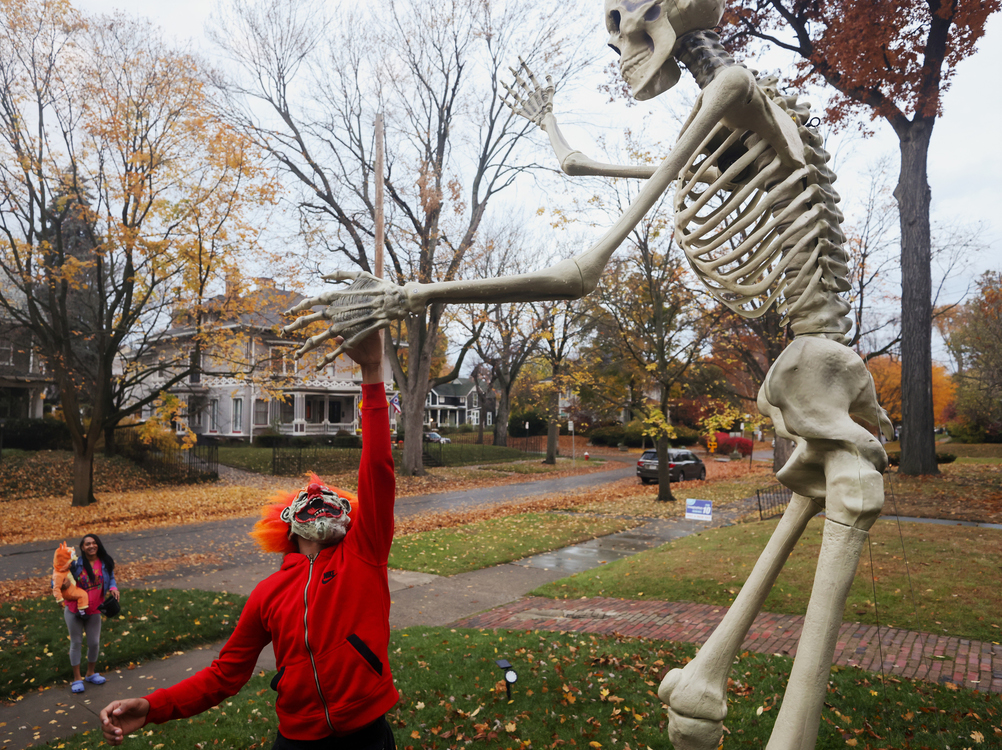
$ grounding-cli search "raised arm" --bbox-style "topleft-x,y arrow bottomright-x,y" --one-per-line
285,66 -> 762,366
503,59 -> 657,180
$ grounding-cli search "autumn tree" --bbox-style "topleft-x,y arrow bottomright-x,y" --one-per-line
0,1 -> 273,505
530,296 -> 592,464
579,169 -> 717,501
722,0 -> 1000,474
453,227 -> 541,448
208,0 -> 582,474
866,355 -> 955,428
943,270 -> 1002,438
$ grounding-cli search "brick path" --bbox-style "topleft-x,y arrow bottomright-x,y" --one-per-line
454,596 -> 1002,693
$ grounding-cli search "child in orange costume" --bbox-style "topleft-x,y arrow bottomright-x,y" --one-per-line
53,542 -> 90,614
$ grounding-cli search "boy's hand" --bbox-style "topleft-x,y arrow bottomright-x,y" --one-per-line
100,699 -> 150,745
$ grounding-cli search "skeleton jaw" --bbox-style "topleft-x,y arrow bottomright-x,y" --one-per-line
605,0 -> 725,100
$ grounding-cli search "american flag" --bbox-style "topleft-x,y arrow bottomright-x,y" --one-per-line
389,394 -> 402,414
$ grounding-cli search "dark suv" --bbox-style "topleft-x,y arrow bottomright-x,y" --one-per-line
636,449 -> 706,484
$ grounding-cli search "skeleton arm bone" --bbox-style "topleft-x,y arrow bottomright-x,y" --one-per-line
284,68 -> 758,363
404,67 -> 759,311
503,59 -> 656,179
540,112 -> 659,179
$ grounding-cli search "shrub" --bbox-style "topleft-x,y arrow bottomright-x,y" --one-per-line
588,425 -> 625,447
704,432 -> 752,456
327,432 -> 360,448
254,430 -> 285,448
0,418 -> 72,451
887,451 -> 957,466
623,420 -> 647,448
508,409 -> 548,437
671,424 -> 701,446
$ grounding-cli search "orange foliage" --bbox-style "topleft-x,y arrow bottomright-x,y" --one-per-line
867,356 -> 955,425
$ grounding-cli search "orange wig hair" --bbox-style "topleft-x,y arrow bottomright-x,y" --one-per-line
249,472 -> 359,554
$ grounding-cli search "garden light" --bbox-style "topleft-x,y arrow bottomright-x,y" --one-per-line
495,658 -> 517,699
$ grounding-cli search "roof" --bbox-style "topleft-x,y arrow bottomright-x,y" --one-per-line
160,283 -> 309,340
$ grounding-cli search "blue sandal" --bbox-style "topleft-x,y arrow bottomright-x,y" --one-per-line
71,680 -> 85,693
85,673 -> 106,685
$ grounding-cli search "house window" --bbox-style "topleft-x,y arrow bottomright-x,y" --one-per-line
209,399 -> 218,432
270,347 -> 297,376
328,400 -> 342,424
232,398 -> 243,433
280,399 -> 294,424
486,411 -> 493,426
189,350 -> 201,384
254,399 -> 269,426
0,341 -> 13,366
470,392 -> 479,408
470,410 -> 479,426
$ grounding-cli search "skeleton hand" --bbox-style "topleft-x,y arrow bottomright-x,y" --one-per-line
501,57 -> 555,128
283,271 -> 415,368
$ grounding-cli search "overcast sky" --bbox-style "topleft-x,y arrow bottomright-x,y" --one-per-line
75,0 -> 1001,318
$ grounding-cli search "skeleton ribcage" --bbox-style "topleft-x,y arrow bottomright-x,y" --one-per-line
673,89 -> 851,335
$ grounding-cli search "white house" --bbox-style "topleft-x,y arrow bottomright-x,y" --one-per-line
136,280 -> 397,441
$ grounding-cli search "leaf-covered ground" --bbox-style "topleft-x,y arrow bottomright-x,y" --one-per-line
42,627 -> 1000,750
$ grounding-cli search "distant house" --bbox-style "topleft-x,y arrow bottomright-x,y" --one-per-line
424,377 -> 495,429
0,316 -> 51,420
135,279 -> 397,441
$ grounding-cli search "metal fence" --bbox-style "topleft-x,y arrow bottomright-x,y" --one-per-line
118,428 -> 219,484
271,432 -> 548,476
756,483 -> 793,521
272,444 -> 364,476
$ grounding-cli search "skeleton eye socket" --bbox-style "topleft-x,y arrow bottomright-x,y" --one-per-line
608,10 -> 621,33
645,4 -> 661,21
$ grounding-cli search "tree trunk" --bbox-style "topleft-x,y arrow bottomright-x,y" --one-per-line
103,423 -> 117,457
401,398 -> 426,476
544,383 -> 559,464
894,119 -> 939,476
656,435 -> 676,502
494,394 -> 511,447
71,439 -> 98,507
545,418 -> 558,464
773,436 -> 795,473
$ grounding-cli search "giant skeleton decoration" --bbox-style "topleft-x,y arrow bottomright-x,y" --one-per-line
284,1 -> 893,748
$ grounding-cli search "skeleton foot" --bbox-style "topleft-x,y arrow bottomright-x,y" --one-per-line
659,669 -> 724,750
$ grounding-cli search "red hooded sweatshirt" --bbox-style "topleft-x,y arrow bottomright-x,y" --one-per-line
144,383 -> 398,740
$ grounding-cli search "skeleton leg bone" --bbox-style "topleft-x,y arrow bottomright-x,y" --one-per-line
659,492 -> 823,750
662,338 -> 889,750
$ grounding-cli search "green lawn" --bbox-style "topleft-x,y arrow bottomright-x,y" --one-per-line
568,474 -> 771,519
388,513 -> 640,576
0,589 -> 246,700
46,627 -> 997,750
531,516 -> 1002,643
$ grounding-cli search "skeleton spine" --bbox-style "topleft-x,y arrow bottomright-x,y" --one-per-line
674,31 -> 853,340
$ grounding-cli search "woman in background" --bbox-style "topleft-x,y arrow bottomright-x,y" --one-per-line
65,534 -> 118,693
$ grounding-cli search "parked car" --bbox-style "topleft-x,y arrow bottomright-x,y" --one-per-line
423,431 -> 451,444
636,449 -> 706,484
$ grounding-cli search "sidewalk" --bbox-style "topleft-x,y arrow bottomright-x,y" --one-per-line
453,595 -> 1002,694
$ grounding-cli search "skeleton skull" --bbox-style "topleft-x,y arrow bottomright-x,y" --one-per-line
605,0 -> 725,100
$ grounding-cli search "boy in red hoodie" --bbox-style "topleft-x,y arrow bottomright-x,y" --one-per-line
100,331 -> 398,750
